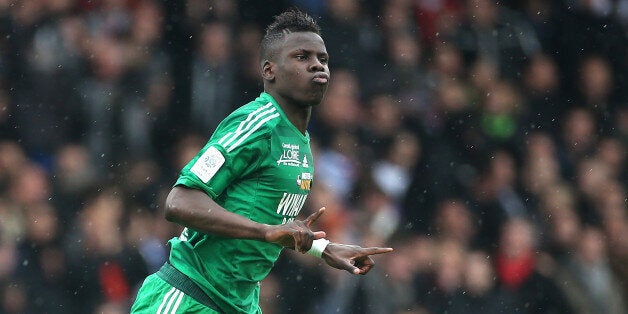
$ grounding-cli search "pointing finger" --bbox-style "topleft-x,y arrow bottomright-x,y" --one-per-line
304,207 -> 325,227
358,247 -> 394,256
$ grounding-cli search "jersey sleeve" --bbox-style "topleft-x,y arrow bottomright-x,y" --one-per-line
175,110 -> 274,199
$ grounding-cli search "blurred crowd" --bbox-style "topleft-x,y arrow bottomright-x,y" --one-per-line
0,0 -> 627,313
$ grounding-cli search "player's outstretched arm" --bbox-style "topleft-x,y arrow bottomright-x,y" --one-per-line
321,243 -> 393,275
165,186 -> 326,252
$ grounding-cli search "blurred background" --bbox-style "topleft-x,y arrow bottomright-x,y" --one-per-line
0,0 -> 626,313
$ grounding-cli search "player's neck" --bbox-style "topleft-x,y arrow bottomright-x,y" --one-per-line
266,91 -> 311,134
281,103 -> 311,134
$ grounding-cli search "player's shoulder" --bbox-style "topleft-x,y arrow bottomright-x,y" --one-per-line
224,94 -> 282,129
212,94 -> 281,151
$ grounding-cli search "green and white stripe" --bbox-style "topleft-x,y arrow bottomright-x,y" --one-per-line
218,102 -> 280,153
156,287 -> 185,314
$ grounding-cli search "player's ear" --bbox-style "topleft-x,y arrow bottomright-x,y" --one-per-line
262,60 -> 275,82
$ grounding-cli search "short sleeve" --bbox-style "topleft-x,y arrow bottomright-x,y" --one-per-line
175,108 -> 275,198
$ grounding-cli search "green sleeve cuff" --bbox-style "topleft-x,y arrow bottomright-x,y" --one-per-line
175,175 -> 219,199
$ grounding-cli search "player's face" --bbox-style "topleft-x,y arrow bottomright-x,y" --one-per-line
272,32 -> 330,106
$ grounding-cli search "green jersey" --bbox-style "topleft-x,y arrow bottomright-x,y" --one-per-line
169,92 -> 315,313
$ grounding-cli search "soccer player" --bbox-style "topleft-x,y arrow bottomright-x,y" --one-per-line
131,9 -> 393,313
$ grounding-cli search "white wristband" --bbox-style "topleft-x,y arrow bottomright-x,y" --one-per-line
307,239 -> 330,258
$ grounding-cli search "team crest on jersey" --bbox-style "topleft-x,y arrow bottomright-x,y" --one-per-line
277,143 -> 302,167
296,172 -> 313,190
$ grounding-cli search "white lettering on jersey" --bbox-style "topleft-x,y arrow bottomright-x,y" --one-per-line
190,146 -> 225,183
276,192 -> 308,217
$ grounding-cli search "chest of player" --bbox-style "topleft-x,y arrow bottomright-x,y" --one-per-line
225,127 -> 314,224
259,128 -> 314,191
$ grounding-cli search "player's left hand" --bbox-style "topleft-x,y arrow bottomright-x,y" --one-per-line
322,243 -> 393,275
265,207 -> 326,253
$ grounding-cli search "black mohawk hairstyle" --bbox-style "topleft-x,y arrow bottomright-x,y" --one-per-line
260,9 -> 321,61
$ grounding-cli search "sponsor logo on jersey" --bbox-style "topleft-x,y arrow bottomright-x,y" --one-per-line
277,143 -> 302,167
296,172 -> 313,190
276,192 -> 308,219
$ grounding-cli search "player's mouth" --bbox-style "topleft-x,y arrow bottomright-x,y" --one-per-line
312,73 -> 329,84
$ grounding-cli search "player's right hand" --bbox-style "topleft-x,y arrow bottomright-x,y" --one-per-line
264,207 -> 326,253
322,243 -> 393,275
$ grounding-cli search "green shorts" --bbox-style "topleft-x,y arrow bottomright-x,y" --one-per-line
131,264 -> 222,314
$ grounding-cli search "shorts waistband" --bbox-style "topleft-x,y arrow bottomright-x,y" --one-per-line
156,262 -> 224,313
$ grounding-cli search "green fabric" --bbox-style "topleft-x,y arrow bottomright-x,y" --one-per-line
131,273 -> 221,314
169,92 -> 315,313
156,263 -> 222,312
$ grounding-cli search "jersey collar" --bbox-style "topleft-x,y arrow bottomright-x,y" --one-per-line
259,92 -> 310,143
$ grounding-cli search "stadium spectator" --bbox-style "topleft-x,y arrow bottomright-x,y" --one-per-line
452,0 -> 541,80
190,20 -> 237,133
554,226 -> 627,314
494,218 -> 573,313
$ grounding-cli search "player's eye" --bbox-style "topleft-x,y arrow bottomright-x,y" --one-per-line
295,54 -> 307,61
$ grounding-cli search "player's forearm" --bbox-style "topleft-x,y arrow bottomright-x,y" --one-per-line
165,186 -> 270,240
